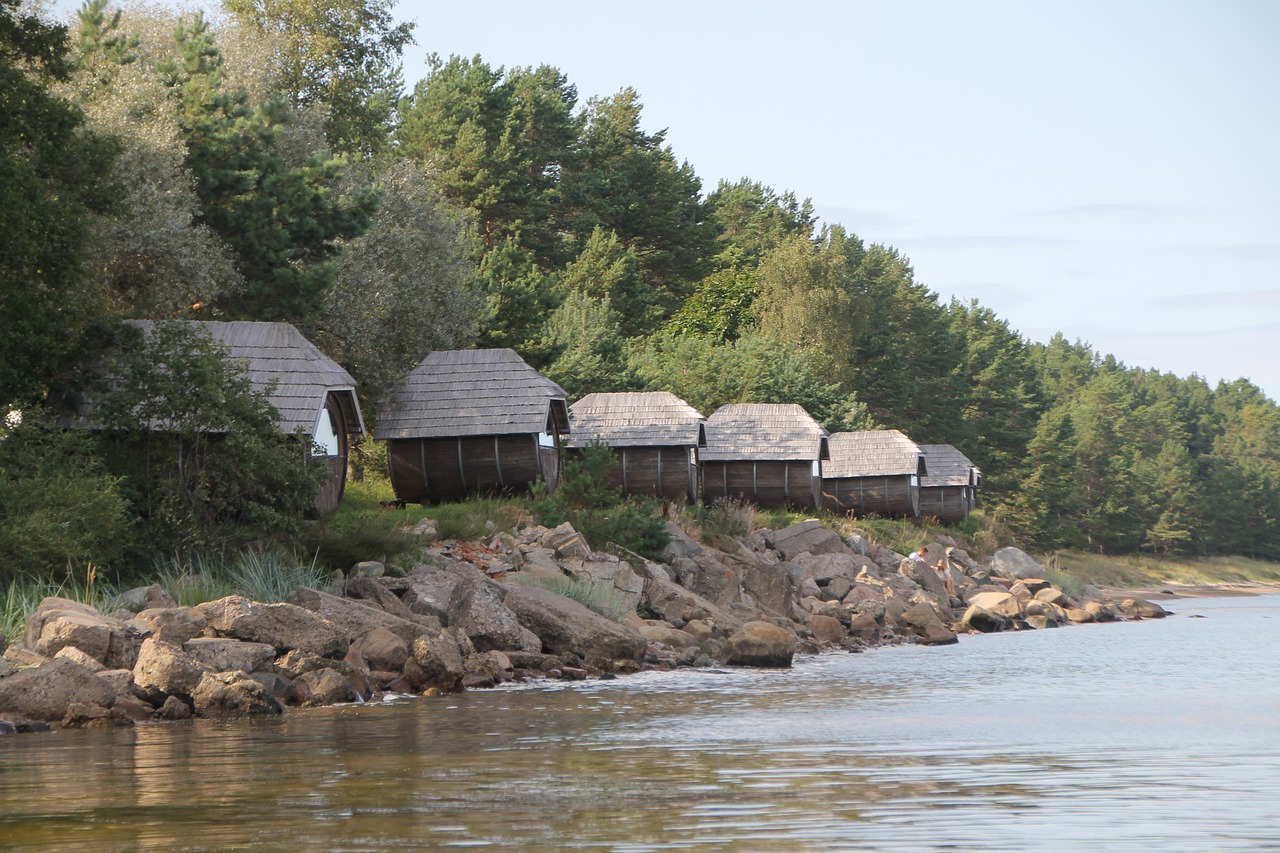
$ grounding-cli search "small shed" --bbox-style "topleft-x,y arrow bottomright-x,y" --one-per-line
701,403 -> 829,509
374,349 -> 570,504
822,430 -> 926,518
918,444 -> 982,522
567,391 -> 706,501
123,321 -> 366,515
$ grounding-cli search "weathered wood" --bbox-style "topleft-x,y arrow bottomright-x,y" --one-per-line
702,460 -> 820,509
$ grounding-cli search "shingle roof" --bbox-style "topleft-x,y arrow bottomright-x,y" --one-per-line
702,403 -> 829,462
127,320 -> 363,437
919,444 -> 980,487
374,348 -> 569,440
567,391 -> 705,448
825,430 -> 924,478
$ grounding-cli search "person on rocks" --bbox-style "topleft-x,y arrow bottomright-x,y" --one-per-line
933,559 -> 955,597
909,546 -> 928,565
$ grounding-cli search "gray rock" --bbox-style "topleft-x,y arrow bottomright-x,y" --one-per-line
0,657 -> 117,722
967,591 -> 1025,619
285,587 -> 430,648
639,623 -> 699,650
133,638 -> 213,701
504,583 -> 647,661
342,576 -> 416,619
352,628 -> 410,672
989,547 -> 1045,580
807,614 -> 845,644
184,638 -> 276,675
52,646 -> 106,671
541,523 -> 592,558
1121,598 -> 1170,619
107,584 -> 177,613
294,668 -> 357,706
350,561 -> 385,579
768,520 -> 851,561
448,572 -> 525,652
192,671 -> 283,717
129,607 -> 207,645
197,595 -> 348,657
562,556 -> 645,614
724,621 -> 796,667
409,632 -> 465,690
962,604 -> 1009,633
641,576 -> 745,633
23,597 -> 141,670
845,533 -> 872,556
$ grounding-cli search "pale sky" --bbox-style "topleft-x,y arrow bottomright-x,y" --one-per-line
394,0 -> 1280,402
47,0 -> 1280,401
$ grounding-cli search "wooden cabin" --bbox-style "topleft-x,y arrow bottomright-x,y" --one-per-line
117,321 -> 366,515
822,430 -> 926,518
701,403 -> 829,509
918,444 -> 982,522
567,391 -> 706,501
374,349 -> 570,504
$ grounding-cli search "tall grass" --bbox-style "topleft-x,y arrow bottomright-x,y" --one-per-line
511,571 -> 632,623
152,549 -> 332,607
1,563 -> 116,646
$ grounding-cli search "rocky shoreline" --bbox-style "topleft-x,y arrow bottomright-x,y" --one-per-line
0,519 -> 1177,736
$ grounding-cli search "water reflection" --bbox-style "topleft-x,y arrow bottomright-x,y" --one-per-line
2,596 -> 1278,852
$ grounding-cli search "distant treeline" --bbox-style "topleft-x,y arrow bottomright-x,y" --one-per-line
2,0 -> 1277,560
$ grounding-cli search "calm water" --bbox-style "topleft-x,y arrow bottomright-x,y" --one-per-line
2,594 -> 1278,852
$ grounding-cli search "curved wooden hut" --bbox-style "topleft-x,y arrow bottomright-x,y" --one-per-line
701,403 -> 829,509
567,391 -> 706,501
111,321 -> 366,515
918,444 -> 982,522
374,349 -> 570,504
822,430 -> 926,518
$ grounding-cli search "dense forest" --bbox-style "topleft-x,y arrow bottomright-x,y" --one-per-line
2,0 -> 1278,570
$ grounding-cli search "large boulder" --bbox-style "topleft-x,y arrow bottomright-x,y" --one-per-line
899,557 -> 951,605
448,572 -> 526,652
23,598 -> 141,670
962,604 -> 1009,633
792,552 -> 870,586
191,671 -> 283,718
286,587 -> 434,648
989,547 -> 1045,580
561,555 -> 645,615
293,668 -> 357,706
129,607 -> 207,645
132,638 -> 213,701
807,614 -> 845,645
1120,598 -> 1171,619
0,657 -> 117,723
638,623 -> 699,650
408,631 -> 465,690
672,553 -> 743,610
898,603 -> 958,645
183,638 -> 276,675
503,583 -> 646,661
197,596 -> 348,657
352,628 -> 410,672
967,591 -> 1025,619
107,584 -> 177,613
767,520 -> 850,561
641,576 -> 745,633
341,576 -> 416,619
724,621 -> 796,667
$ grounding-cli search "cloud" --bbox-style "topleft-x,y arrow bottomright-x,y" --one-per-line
1028,203 -> 1190,222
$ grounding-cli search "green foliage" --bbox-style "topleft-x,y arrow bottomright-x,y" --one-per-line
164,13 -> 378,323
705,178 -> 816,262
223,0 -> 415,157
678,498 -> 755,550
511,571 -> 631,622
152,549 -> 332,606
1,568 -> 118,647
540,291 -> 633,399
0,0 -> 120,406
530,444 -> 670,559
0,413 -> 131,583
92,322 -> 330,558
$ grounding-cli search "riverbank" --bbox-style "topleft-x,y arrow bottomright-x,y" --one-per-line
0,518 -> 1189,735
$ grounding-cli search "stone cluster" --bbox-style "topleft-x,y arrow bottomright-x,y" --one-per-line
0,522 -> 1168,735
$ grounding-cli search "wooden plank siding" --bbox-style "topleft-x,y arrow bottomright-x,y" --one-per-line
375,349 -> 570,504
702,459 -> 821,509
700,404 -> 828,510
917,444 -> 981,523
566,391 -> 704,501
917,485 -> 974,523
820,430 -> 925,518
823,475 -> 920,517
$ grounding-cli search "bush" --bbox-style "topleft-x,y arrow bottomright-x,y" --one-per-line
530,445 -> 670,560
152,549 -> 333,607
0,414 -> 132,583
679,498 -> 754,548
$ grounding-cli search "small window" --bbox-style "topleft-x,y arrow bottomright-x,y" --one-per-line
313,409 -> 340,457
537,431 -> 556,448
910,474 -> 918,487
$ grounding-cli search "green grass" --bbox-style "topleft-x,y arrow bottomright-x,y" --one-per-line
152,549 -> 333,607
1042,551 -> 1280,591
2,564 -> 116,647
511,571 -> 632,623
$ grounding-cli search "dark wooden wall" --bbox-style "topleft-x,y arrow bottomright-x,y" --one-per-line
567,446 -> 698,501
821,475 -> 920,518
387,434 -> 556,504
917,485 -> 974,523
701,460 -> 819,508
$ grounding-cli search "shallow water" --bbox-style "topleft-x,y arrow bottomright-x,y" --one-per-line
2,595 -> 1278,852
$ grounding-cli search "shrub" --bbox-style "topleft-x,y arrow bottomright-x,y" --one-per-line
0,414 -> 132,583
152,549 -> 333,606
680,498 -> 754,548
